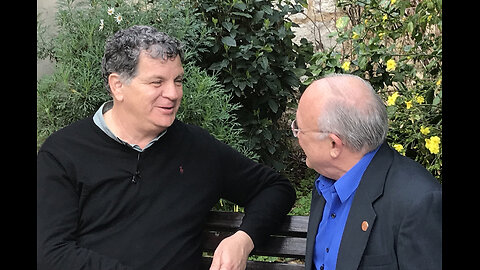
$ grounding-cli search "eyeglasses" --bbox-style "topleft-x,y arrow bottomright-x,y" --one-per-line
290,119 -> 332,138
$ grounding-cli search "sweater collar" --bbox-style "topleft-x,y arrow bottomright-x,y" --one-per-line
93,101 -> 167,152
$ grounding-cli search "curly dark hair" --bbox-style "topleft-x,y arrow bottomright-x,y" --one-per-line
101,25 -> 184,93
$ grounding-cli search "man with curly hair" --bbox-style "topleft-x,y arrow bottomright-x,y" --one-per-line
37,25 -> 296,270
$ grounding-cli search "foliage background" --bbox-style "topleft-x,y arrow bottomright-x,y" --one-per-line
191,0 -> 314,171
302,0 -> 442,182
37,0 -> 442,219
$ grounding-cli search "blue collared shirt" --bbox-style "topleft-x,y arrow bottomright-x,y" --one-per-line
313,147 -> 379,270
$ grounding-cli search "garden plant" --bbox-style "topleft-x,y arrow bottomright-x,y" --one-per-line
191,0 -> 314,171
303,0 -> 442,182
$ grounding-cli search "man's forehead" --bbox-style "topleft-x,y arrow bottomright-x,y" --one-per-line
297,82 -> 328,120
299,80 -> 329,105
136,53 -> 183,73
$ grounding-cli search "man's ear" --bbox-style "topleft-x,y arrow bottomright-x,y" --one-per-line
108,73 -> 125,102
329,133 -> 343,159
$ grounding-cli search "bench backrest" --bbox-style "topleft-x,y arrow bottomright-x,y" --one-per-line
201,211 -> 309,270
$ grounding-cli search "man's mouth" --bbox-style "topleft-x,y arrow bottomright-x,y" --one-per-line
156,105 -> 175,114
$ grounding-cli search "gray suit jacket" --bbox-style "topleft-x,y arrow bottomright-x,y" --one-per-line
305,142 -> 442,270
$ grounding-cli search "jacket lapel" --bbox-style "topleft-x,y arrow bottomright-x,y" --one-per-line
335,142 -> 394,270
305,187 -> 325,270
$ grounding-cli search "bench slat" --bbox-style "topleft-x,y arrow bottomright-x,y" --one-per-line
205,211 -> 309,237
201,257 -> 305,270
202,231 -> 306,258
202,211 -> 307,269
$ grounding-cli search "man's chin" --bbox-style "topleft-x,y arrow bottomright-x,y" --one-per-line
153,115 -> 176,130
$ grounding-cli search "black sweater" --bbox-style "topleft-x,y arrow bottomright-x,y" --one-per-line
37,118 -> 296,270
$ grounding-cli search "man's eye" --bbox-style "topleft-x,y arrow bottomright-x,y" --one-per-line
151,81 -> 162,86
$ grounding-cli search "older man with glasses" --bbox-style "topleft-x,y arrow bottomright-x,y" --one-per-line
292,73 -> 442,270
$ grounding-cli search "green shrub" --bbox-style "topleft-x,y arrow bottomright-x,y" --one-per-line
37,0 -> 255,161
303,0 -> 442,182
191,0 -> 314,170
178,60 -> 259,160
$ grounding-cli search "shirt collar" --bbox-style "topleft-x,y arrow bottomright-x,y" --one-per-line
93,101 -> 167,152
315,146 -> 380,203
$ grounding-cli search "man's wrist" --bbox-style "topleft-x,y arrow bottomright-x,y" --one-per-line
235,230 -> 254,252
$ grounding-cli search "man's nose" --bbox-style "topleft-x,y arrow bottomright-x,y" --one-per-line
162,81 -> 182,100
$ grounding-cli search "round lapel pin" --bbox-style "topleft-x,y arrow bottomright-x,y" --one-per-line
361,221 -> 369,232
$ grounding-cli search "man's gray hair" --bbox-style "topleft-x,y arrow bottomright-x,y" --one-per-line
317,73 -> 388,152
101,25 -> 184,93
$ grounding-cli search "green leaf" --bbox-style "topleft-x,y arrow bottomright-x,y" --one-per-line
221,36 -> 237,47
407,21 -> 414,34
268,99 -> 278,113
267,144 -> 276,154
238,80 -> 246,91
233,2 -> 247,11
222,21 -> 233,32
231,12 -> 252,18
263,129 -> 272,140
253,10 -> 264,23
208,59 -> 229,70
259,56 -> 268,70
292,68 -> 306,77
263,18 -> 270,29
336,16 -> 350,29
300,1 -> 308,9
433,91 -> 442,105
357,54 -> 368,70
262,44 -> 273,53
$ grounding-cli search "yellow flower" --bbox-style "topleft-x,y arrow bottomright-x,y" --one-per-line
436,78 -> 442,86
378,32 -> 385,40
420,126 -> 430,135
405,100 -> 412,109
425,136 -> 441,154
382,14 -> 388,22
386,59 -> 396,72
393,144 -> 404,153
387,91 -> 399,106
352,31 -> 360,40
391,0 -> 397,5
415,95 -> 425,104
341,61 -> 351,71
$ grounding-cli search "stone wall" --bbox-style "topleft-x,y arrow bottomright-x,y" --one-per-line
290,0 -> 342,51
37,0 -> 57,80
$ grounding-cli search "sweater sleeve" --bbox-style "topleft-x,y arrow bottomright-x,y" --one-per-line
37,150 -> 132,270
215,140 -> 296,246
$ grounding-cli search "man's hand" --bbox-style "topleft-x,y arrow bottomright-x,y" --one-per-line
209,230 -> 254,270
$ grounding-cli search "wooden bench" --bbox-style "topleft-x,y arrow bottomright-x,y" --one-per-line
201,211 -> 309,269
